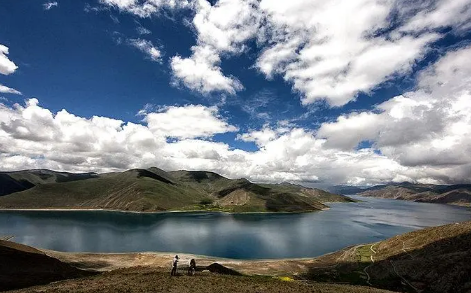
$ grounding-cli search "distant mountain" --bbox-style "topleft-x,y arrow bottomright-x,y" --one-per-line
328,185 -> 371,195
354,183 -> 471,207
0,168 -> 353,213
0,169 -> 97,196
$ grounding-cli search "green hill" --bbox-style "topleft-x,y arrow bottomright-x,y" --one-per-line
0,168 -> 352,213
0,169 -> 97,196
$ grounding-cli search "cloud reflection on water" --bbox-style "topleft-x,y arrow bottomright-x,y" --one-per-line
1,198 -> 470,258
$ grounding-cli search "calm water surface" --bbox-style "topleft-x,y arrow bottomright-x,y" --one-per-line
1,195 -> 470,259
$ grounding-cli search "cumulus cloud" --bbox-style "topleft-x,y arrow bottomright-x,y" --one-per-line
100,0 -> 471,106
99,0 -> 191,17
43,1 -> 58,10
318,45 -> 471,182
129,38 -> 162,62
0,89 -> 469,185
0,44 -> 21,95
256,0 -> 448,106
0,44 -> 18,75
170,0 -> 260,94
1,42 -> 469,184
171,45 -> 243,94
0,98 -> 404,184
0,84 -> 21,95
145,104 -> 238,139
0,100 -> 235,173
2,1 -> 471,186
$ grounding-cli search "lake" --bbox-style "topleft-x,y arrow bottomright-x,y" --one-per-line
1,195 -> 470,259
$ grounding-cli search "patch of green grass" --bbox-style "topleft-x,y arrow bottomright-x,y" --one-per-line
199,198 -> 215,205
356,245 -> 374,263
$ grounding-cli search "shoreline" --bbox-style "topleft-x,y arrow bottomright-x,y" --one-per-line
39,246 -> 346,275
0,207 -> 330,215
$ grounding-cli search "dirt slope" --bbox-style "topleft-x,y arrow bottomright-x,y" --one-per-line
0,240 -> 94,291
306,221 -> 471,293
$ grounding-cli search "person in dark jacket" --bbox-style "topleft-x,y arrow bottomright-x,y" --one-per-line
188,258 -> 196,276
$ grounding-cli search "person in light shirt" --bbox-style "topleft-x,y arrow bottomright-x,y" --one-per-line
171,255 -> 179,276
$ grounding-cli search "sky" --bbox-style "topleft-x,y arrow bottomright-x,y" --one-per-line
0,0 -> 471,187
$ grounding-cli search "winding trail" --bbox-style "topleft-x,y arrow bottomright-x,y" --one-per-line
389,240 -> 420,292
389,260 -> 419,292
309,244 -> 364,270
363,243 -> 377,286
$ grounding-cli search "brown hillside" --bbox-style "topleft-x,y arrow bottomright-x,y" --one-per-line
0,240 -> 95,291
306,221 -> 471,293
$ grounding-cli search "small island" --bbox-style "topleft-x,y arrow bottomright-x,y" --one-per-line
0,168 -> 354,213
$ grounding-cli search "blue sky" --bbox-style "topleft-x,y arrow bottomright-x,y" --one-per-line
0,0 -> 471,186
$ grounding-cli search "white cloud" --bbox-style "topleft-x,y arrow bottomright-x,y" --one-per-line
145,104 -> 238,139
43,1 -> 58,10
318,45 -> 471,182
0,44 -> 21,95
1,75 -> 470,185
0,44 -> 18,75
191,0 -> 260,53
99,0 -> 191,18
399,0 -> 471,34
169,0 -> 260,94
171,45 -> 243,94
0,84 -> 21,95
100,0 -> 469,105
255,0 -> 448,106
2,1 -> 470,186
136,26 -> 151,35
129,38 -> 162,62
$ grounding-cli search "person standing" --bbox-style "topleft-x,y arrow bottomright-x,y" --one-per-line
171,255 -> 179,276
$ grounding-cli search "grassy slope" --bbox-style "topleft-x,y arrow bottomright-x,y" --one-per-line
0,168 -> 352,213
305,221 -> 471,293
261,183 -> 356,203
0,169 -> 97,196
0,170 -> 208,211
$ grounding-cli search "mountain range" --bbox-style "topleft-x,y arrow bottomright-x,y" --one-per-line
0,168 -> 353,213
331,182 -> 471,207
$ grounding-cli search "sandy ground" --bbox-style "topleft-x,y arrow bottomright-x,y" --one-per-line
43,246 -> 351,277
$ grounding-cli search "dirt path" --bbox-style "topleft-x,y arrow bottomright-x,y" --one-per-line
389,260 -> 419,292
388,240 -> 420,292
363,243 -> 377,286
